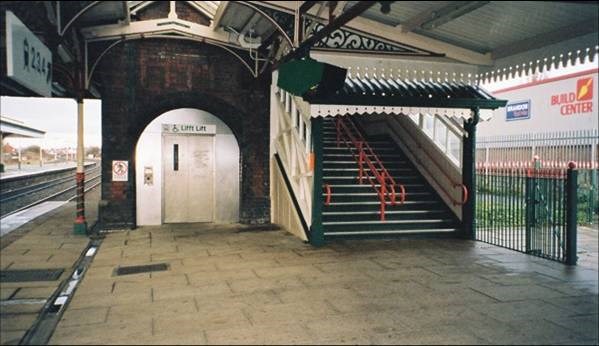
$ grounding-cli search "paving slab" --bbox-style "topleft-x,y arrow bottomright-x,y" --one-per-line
26,222 -> 598,345
0,187 -> 99,345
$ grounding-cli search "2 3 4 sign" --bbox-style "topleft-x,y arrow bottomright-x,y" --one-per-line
22,38 -> 52,84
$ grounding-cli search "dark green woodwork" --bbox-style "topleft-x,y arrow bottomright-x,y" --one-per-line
462,107 -> 479,240
277,59 -> 347,97
566,167 -> 578,265
304,95 -> 507,110
310,117 -> 325,246
278,59 -> 325,96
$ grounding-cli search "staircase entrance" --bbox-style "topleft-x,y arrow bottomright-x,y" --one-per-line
320,116 -> 460,239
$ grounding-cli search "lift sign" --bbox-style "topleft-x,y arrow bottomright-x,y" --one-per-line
506,100 -> 530,121
162,124 -> 216,134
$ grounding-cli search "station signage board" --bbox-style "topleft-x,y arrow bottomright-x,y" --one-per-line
162,124 -> 216,135
5,11 -> 53,97
505,100 -> 530,121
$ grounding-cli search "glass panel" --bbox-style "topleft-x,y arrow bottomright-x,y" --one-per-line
408,113 -> 418,124
434,118 -> 447,150
448,131 -> 461,165
423,113 -> 434,137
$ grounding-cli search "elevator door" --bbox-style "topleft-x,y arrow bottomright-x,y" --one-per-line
163,134 -> 214,223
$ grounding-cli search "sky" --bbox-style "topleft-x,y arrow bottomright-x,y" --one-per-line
1,96 -> 102,149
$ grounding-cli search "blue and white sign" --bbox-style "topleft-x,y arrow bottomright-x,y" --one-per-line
506,100 -> 531,121
5,10 -> 53,97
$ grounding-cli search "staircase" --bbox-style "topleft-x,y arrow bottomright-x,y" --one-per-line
321,117 -> 460,239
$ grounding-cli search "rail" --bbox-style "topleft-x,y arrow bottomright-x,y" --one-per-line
324,184 -> 332,206
335,116 -> 405,221
0,164 -> 101,218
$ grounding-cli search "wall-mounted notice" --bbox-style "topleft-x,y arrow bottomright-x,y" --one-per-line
112,160 -> 128,182
506,100 -> 531,121
162,124 -> 216,135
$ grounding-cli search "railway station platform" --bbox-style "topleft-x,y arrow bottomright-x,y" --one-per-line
0,186 -> 99,345
1,195 -> 597,344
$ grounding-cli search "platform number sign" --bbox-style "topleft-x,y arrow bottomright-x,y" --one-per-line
5,11 -> 52,97
112,161 -> 129,182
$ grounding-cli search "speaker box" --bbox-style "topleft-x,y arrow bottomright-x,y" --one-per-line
277,58 -> 347,97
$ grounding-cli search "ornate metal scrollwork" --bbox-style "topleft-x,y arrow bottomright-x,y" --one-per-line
304,19 -> 429,54
252,3 -> 295,44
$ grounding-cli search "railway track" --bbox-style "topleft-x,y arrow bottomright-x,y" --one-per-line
0,163 -> 102,218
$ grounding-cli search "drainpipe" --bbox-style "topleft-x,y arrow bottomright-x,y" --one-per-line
462,107 -> 479,240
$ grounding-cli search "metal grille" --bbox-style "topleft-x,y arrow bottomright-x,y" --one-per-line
114,263 -> 169,276
0,269 -> 64,282
475,166 -> 578,264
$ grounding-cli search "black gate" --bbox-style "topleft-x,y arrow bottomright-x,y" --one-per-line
475,163 -> 578,264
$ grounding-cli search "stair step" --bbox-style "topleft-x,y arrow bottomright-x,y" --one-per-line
323,160 -> 416,171
325,184 -> 431,192
324,154 -> 405,158
323,168 -> 413,172
323,210 -> 452,221
323,209 -> 444,215
323,192 -> 430,196
324,146 -> 397,151
323,219 -> 452,226
323,177 -> 423,184
323,220 -> 458,232
323,228 -> 459,236
323,141 -> 394,146
326,200 -> 439,206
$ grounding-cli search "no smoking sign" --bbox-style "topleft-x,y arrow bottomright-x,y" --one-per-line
112,160 -> 128,182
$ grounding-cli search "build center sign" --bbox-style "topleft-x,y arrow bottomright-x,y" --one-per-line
479,70 -> 598,136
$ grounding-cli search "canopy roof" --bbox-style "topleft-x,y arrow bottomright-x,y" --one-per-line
302,74 -> 506,109
0,117 -> 46,138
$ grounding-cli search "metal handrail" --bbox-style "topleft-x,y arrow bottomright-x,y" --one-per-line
335,116 -> 405,221
324,184 -> 332,206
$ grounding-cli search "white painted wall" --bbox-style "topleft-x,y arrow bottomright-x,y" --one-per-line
135,108 -> 239,225
479,71 -> 598,137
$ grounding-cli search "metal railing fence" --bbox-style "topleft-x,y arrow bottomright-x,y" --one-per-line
475,164 -> 578,264
477,130 -> 598,225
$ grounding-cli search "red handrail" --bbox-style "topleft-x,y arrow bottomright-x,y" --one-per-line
335,117 -> 406,221
324,184 -> 332,206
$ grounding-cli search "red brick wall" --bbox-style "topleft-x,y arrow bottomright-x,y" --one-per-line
95,39 -> 270,229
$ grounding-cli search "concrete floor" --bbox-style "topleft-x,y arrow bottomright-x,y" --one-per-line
45,223 -> 598,345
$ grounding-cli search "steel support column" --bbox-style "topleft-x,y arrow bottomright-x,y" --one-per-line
565,162 -> 578,265
462,107 -> 479,240
73,68 -> 87,235
310,117 -> 325,246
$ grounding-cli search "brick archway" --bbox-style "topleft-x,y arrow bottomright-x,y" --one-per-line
96,39 -> 270,230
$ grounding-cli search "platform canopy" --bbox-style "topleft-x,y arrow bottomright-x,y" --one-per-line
0,116 -> 46,138
1,1 -> 597,97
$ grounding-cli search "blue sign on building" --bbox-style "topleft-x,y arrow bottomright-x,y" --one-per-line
506,100 -> 531,121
